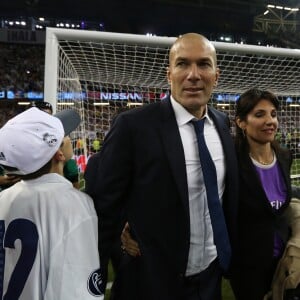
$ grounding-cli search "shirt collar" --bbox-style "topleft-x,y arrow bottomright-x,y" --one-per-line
170,96 -> 213,126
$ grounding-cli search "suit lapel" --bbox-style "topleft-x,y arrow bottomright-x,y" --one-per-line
208,107 -> 233,154
240,151 -> 269,200
274,151 -> 292,210
159,99 -> 190,215
208,107 -> 238,180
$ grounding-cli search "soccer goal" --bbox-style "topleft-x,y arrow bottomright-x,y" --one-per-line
44,27 -> 300,185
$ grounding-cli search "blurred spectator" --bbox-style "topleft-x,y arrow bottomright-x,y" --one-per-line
92,132 -> 101,153
63,158 -> 80,189
75,136 -> 85,155
0,43 -> 44,94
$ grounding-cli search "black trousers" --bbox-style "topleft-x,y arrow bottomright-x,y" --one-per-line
183,259 -> 222,300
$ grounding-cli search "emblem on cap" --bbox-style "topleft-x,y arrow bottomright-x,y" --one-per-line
0,152 -> 6,161
43,133 -> 58,147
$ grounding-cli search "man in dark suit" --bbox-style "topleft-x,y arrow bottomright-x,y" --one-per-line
85,33 -> 239,300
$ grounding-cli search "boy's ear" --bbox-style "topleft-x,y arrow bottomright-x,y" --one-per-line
54,149 -> 65,162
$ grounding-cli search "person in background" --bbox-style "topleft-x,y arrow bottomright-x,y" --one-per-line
32,101 -> 80,189
0,107 -> 103,299
92,132 -> 101,153
63,157 -> 80,189
75,135 -> 85,155
230,88 -> 293,300
85,33 -> 239,300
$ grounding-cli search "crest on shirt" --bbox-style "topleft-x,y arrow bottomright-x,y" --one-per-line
87,268 -> 104,296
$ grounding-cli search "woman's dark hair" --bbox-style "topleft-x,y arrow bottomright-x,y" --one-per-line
235,88 -> 280,151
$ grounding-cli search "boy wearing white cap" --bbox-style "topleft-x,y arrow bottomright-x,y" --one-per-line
0,108 -> 104,300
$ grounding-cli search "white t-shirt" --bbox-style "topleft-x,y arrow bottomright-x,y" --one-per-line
0,173 -> 104,300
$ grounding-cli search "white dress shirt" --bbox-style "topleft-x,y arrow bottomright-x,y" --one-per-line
170,97 -> 226,276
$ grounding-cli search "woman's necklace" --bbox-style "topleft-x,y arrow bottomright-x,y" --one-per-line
249,152 -> 274,165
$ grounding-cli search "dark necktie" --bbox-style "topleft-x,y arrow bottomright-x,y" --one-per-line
192,119 -> 231,270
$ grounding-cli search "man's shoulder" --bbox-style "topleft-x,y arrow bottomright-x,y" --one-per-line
208,106 -> 230,125
126,101 -> 163,116
208,105 -> 227,118
115,101 -> 165,125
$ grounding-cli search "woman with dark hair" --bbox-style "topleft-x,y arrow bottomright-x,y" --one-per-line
230,88 -> 293,300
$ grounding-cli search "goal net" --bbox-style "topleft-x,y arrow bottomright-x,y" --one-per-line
44,28 -> 300,187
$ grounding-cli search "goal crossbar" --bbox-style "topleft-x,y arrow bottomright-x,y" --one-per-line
44,28 -> 300,184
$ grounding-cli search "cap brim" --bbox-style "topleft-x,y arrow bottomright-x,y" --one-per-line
54,109 -> 81,136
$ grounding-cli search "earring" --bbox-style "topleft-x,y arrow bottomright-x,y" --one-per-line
242,129 -> 246,137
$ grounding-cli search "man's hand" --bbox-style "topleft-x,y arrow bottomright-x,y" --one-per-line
0,175 -> 20,186
121,222 -> 141,257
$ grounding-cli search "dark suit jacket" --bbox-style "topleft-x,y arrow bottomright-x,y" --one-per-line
231,146 -> 292,280
233,150 -> 292,268
85,97 -> 239,300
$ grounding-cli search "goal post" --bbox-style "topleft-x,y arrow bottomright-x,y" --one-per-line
44,27 -> 300,186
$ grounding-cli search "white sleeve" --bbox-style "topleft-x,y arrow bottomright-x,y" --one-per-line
45,216 -> 104,300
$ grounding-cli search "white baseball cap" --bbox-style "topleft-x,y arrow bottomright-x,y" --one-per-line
0,107 -> 81,175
